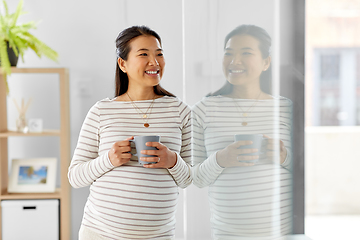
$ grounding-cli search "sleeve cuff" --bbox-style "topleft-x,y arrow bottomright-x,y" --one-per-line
281,152 -> 289,166
212,151 -> 226,171
105,150 -> 115,168
280,148 -> 292,171
167,152 -> 185,173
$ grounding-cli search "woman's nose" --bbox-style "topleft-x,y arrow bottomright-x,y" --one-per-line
149,55 -> 159,66
231,53 -> 242,64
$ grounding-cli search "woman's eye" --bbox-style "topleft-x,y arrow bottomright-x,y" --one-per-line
224,52 -> 233,56
139,53 -> 148,56
243,52 -> 252,55
157,53 -> 163,57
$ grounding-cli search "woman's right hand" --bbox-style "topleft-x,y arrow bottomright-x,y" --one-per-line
108,136 -> 134,167
216,140 -> 259,168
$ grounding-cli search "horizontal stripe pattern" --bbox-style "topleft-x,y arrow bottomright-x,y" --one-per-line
68,96 -> 191,239
191,95 -> 293,239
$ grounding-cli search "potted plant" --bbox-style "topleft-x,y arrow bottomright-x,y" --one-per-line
0,0 -> 58,94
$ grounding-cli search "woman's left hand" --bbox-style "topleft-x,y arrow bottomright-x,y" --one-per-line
263,135 -> 287,164
140,142 -> 177,169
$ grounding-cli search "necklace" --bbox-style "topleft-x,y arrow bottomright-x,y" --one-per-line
126,92 -> 156,128
232,91 -> 262,126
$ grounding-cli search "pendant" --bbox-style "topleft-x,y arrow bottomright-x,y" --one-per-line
144,123 -> 150,128
243,113 -> 248,117
242,122 -> 247,126
143,114 -> 147,118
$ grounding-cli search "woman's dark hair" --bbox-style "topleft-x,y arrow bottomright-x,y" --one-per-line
208,24 -> 272,96
115,25 -> 175,97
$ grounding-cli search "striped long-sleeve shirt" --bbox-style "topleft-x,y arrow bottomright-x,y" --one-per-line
191,95 -> 293,240
68,96 -> 191,239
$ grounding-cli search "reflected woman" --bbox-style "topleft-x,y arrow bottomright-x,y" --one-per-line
192,25 -> 293,239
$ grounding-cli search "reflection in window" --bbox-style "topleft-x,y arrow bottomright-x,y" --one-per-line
321,54 -> 340,82
320,90 -> 340,126
357,54 -> 360,124
357,53 -> 360,85
315,50 -> 360,126
319,54 -> 340,126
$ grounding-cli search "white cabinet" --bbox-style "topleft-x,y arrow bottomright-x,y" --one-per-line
1,199 -> 59,240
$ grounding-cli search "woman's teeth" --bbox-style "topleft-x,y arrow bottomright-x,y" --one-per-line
146,70 -> 158,74
230,69 -> 245,73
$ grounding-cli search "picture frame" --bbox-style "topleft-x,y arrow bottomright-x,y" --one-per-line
8,158 -> 57,193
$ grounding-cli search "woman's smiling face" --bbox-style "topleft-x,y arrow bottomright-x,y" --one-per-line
222,34 -> 270,87
118,35 -> 165,89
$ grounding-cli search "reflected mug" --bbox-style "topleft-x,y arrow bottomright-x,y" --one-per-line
130,135 -> 160,165
234,134 -> 266,163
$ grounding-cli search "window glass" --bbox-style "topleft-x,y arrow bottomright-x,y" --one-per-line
320,54 -> 340,81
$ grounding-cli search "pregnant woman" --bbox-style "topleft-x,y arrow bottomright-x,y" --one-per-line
69,25 -> 192,240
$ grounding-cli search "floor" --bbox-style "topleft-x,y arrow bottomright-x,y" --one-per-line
305,215 -> 360,240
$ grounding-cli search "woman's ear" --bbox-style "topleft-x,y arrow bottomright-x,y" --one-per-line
263,56 -> 271,71
118,57 -> 127,73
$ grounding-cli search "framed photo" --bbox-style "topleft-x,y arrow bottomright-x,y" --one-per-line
8,158 -> 57,193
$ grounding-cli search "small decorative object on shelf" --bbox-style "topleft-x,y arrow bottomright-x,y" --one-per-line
13,98 -> 31,133
28,118 -> 43,133
16,114 -> 28,133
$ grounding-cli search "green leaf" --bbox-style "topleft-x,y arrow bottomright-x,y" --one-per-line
10,0 -> 24,27
24,32 -> 57,59
2,0 -> 9,16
